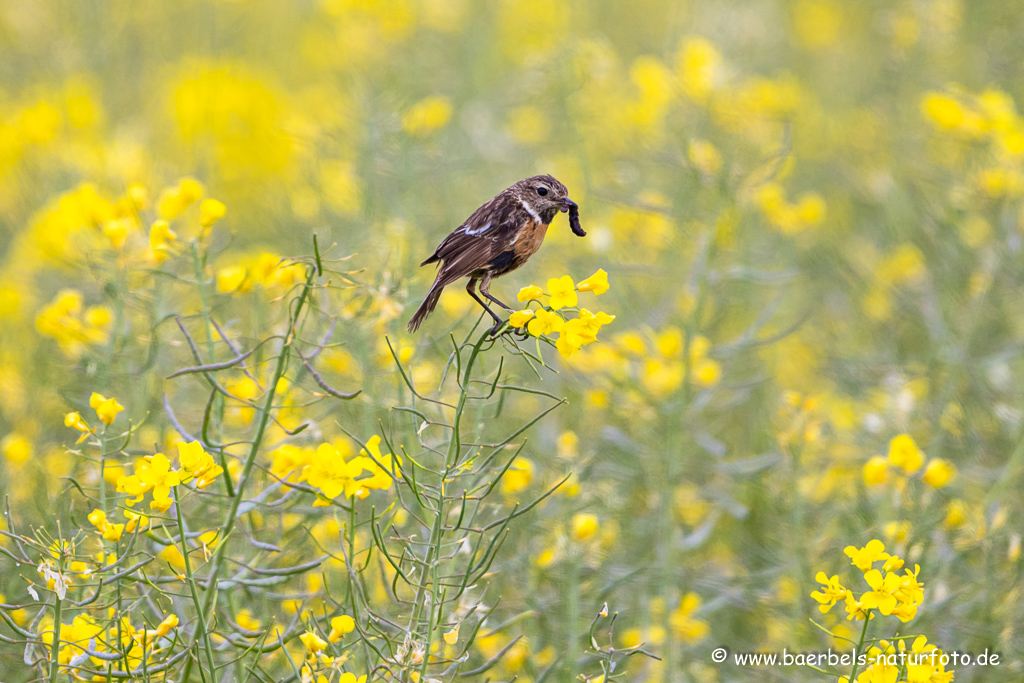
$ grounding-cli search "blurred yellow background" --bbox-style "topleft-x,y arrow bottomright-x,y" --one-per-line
1,0 -> 1023,680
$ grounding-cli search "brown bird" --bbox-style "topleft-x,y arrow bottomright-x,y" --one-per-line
408,174 -> 585,333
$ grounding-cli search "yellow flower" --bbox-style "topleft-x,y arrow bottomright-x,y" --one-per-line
843,539 -> 889,572
517,285 -> 544,302
0,434 -> 33,463
124,509 -> 150,533
149,220 -> 177,263
677,36 -> 722,101
89,393 -> 124,426
177,440 -> 224,488
236,609 -> 261,631
882,555 -> 905,573
328,615 -> 355,642
842,592 -> 872,622
556,319 -> 589,358
921,92 -> 966,130
199,199 -> 226,227
922,459 -> 955,488
577,309 -> 614,340
64,411 -> 92,442
402,96 -> 452,136
572,513 -> 599,541
509,310 -> 535,327
103,219 -> 130,250
86,509 -> 125,542
693,358 -> 721,387
443,624 -> 460,645
576,269 -> 609,295
355,435 -> 401,491
527,308 -> 565,337
178,177 -> 205,204
116,453 -> 181,512
888,434 -> 923,473
140,614 -> 180,644
338,675 -> 367,683
642,359 -> 684,397
306,443 -> 367,500
863,456 -> 888,486
500,457 -> 533,495
810,572 -> 847,613
669,593 -> 709,642
860,569 -> 902,615
158,613 -> 179,635
547,276 -> 578,309
300,631 -> 327,653
943,500 -> 967,528
217,265 -> 249,294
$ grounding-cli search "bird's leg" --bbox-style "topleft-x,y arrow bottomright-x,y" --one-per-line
479,274 -> 512,311
466,278 -> 504,333
481,274 -> 528,339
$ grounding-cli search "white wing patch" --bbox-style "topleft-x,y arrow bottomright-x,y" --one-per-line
518,197 -> 542,222
465,220 -> 492,236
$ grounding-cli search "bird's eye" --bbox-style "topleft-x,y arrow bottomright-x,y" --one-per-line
536,186 -> 548,196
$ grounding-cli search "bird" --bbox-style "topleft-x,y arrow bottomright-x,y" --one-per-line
408,174 -> 586,333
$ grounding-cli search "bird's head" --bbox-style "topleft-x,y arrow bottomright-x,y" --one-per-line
514,174 -> 570,211
512,174 -> 584,235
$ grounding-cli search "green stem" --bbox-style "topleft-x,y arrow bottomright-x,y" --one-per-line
47,569 -> 64,683
191,241 -> 218,362
848,611 -> 872,683
411,332 -> 488,683
99,428 -> 108,515
182,267 -> 316,682
175,487 -> 215,682
566,537 -> 580,678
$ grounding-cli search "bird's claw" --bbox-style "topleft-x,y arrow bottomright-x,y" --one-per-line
486,321 -> 530,342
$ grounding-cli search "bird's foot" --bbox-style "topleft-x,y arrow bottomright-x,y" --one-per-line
485,320 -> 507,340
486,320 -> 531,342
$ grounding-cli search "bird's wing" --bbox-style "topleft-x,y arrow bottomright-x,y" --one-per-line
423,195 -> 526,282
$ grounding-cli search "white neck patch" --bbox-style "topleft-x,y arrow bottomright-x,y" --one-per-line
519,197 -> 542,223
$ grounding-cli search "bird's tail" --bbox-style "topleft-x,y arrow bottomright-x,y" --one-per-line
408,281 -> 446,332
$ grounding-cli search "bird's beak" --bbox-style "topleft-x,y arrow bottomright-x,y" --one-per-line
560,198 -> 577,213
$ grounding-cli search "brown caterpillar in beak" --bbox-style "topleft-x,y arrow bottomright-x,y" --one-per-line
568,203 -> 586,237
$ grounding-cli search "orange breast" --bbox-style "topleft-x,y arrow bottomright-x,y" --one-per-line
513,219 -> 549,261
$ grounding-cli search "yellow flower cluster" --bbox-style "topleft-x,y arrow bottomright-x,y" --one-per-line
401,96 -> 452,137
86,507 -> 148,543
812,541 -> 956,683
40,612 -> 179,672
216,252 -> 305,295
63,392 -> 124,445
862,434 -> 956,489
812,539 -> 924,623
756,182 -> 827,235
297,613 -> 361,681
668,592 -> 710,642
271,435 -> 399,504
922,86 -> 1024,198
35,290 -> 112,358
836,636 -> 955,683
557,324 -> 722,411
510,270 -> 614,358
115,441 -> 223,512
639,327 -> 721,397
